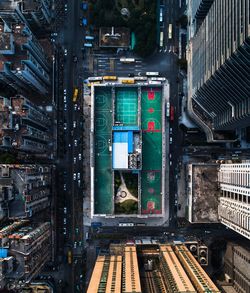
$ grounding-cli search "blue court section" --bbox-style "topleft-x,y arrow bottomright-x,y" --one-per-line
128,131 -> 133,153
113,131 -> 133,153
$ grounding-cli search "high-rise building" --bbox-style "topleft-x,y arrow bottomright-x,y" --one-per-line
0,22 -> 51,96
0,221 -> 51,289
87,243 -> 219,293
187,0 -> 250,141
0,164 -> 52,220
0,0 -> 52,33
0,95 -> 52,154
222,242 -> 250,293
218,162 -> 250,240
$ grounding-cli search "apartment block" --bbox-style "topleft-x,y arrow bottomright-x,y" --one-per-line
187,0 -> 250,141
218,163 -> 250,240
0,95 -> 51,154
87,243 -> 219,293
222,242 -> 250,293
0,0 -> 52,32
0,221 -> 51,288
0,164 -> 51,220
0,22 -> 51,96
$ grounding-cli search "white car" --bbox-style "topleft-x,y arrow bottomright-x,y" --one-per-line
64,95 -> 67,103
78,179 -> 81,187
170,137 -> 173,144
63,184 -> 66,191
63,227 -> 67,235
169,161 -> 172,166
169,153 -> 172,159
64,103 -> 67,111
63,207 -> 67,214
74,139 -> 77,146
74,104 -> 77,110
73,173 -> 76,180
73,157 -> 76,164
74,242 -> 77,249
169,127 -> 173,134
78,153 -> 82,160
64,4 -> 68,12
63,218 -> 67,225
77,172 -> 80,180
73,121 -> 76,128
63,89 -> 67,94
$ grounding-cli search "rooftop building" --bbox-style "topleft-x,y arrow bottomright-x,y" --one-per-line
0,221 -> 51,289
90,78 -> 167,217
0,0 -> 52,33
0,164 -> 51,220
187,0 -> 250,142
0,22 -> 51,96
0,95 -> 51,154
99,27 -> 130,48
87,243 -> 219,293
186,163 -> 220,223
218,162 -> 250,240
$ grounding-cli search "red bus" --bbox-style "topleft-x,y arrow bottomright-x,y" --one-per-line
170,105 -> 174,121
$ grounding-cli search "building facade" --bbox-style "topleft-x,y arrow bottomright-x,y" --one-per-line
223,242 -> 250,293
0,22 -> 51,96
187,0 -> 250,141
0,0 -> 52,32
0,164 -> 51,220
218,163 -> 250,240
0,221 -> 51,288
0,95 -> 51,154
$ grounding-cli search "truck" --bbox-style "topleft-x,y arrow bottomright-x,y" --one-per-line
73,88 -> 78,102
84,43 -> 93,48
85,35 -> 94,41
160,31 -> 164,47
67,250 -> 72,265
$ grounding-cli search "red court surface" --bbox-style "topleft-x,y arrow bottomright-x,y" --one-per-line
148,91 -> 155,100
148,107 -> 154,113
147,121 -> 155,130
147,201 -> 155,210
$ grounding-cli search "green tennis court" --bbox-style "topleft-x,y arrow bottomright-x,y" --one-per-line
115,88 -> 138,125
94,88 -> 113,214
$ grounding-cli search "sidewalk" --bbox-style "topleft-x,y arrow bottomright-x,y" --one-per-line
176,160 -> 187,218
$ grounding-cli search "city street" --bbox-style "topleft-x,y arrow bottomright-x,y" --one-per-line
54,0 -> 86,292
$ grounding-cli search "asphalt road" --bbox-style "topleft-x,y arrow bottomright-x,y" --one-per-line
54,0 -> 86,292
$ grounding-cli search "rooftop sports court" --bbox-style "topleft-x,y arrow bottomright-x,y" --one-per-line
141,88 -> 162,214
92,84 -> 163,216
94,87 -> 113,214
115,88 -> 138,125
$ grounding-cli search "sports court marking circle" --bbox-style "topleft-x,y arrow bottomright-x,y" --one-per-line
148,107 -> 154,113
148,188 -> 155,194
95,135 -> 107,153
144,118 -> 161,130
96,113 -> 108,131
146,171 -> 160,183
96,93 -> 108,107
